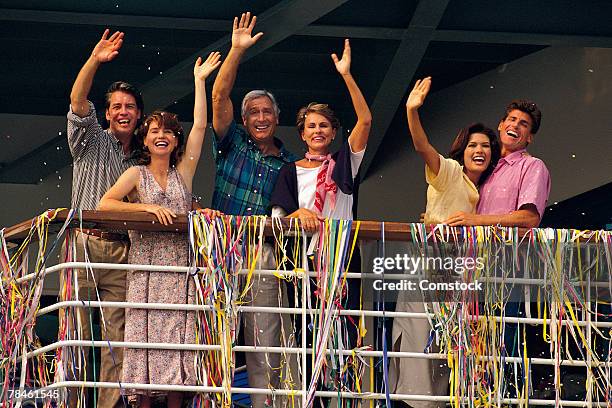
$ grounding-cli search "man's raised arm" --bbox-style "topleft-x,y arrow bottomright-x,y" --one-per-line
70,29 -> 124,117
212,12 -> 263,138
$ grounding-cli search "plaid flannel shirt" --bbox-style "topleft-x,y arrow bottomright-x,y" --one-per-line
212,121 -> 297,215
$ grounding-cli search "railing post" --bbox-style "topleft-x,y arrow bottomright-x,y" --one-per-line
301,268 -> 308,407
586,257 -> 593,408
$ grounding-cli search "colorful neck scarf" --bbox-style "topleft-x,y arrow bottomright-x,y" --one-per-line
305,152 -> 337,215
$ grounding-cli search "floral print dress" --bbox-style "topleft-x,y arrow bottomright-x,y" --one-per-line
122,165 -> 196,398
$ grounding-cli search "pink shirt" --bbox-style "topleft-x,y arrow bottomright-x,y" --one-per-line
477,149 -> 551,219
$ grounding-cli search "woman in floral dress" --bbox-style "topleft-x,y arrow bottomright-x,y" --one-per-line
99,52 -> 221,408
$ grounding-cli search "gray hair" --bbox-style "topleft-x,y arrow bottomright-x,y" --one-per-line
241,90 -> 280,118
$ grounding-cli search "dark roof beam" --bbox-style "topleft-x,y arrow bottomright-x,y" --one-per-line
3,8 -> 612,48
139,0 -> 348,115
359,0 -> 451,178
0,8 -> 228,31
433,30 -> 612,48
0,136 -> 70,184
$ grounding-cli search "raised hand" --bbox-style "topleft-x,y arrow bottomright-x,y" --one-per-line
194,52 -> 222,81
231,12 -> 263,50
406,77 -> 431,111
331,39 -> 351,76
91,29 -> 124,63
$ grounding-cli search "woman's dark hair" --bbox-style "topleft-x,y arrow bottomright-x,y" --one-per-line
296,102 -> 341,134
448,122 -> 501,185
135,111 -> 185,166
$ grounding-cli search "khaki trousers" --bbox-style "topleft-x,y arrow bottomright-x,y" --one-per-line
60,230 -> 129,408
390,300 -> 449,408
243,244 -> 283,407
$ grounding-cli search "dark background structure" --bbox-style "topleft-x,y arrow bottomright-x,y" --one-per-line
1,0 -> 611,229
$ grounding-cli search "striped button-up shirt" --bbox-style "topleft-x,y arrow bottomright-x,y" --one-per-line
212,121 -> 296,216
67,102 -> 138,210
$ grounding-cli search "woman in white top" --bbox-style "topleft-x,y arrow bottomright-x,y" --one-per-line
270,38 -> 371,405
270,38 -> 371,229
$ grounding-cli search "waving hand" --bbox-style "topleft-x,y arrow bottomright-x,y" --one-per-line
406,77 -> 431,111
232,12 -> 264,50
91,29 -> 124,63
333,39 -> 372,153
178,52 -> 222,191
331,39 -> 351,76
194,51 -> 222,81
405,77 -> 441,175
70,28 -> 124,117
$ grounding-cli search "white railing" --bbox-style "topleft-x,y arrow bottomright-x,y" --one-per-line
2,212 -> 611,407
9,261 -> 612,407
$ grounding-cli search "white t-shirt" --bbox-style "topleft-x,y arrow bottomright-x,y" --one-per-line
272,146 -> 365,220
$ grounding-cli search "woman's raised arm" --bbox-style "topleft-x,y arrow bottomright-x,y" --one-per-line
333,39 -> 372,152
406,77 -> 442,175
177,52 -> 222,191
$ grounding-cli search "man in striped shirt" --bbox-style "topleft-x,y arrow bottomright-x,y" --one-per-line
211,13 -> 296,407
64,29 -> 143,408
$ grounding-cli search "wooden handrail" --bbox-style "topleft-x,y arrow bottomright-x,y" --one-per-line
3,209 -> 607,244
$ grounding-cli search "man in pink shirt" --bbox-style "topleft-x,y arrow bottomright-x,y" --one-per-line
445,101 -> 551,387
445,100 -> 551,227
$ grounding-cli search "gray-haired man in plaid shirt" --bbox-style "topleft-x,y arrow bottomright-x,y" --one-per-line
211,12 -> 296,407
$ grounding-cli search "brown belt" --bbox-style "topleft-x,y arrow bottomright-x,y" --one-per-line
78,229 -> 128,242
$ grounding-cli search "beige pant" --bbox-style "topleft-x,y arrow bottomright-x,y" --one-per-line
243,244 -> 284,407
60,230 -> 128,408
390,300 -> 449,408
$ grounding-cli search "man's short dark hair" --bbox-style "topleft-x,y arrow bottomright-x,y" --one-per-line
105,81 -> 145,114
502,100 -> 542,134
